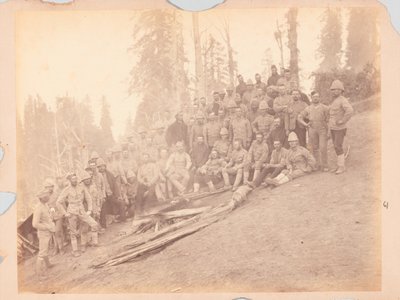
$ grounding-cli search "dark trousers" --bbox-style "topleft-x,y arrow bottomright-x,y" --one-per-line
252,166 -> 284,187
331,129 -> 347,155
135,183 -> 156,216
294,126 -> 307,148
111,197 -> 126,222
99,196 -> 113,228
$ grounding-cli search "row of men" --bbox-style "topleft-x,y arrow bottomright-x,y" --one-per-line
31,77 -> 353,281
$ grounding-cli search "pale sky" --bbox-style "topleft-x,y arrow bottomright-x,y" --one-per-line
16,8 -> 347,138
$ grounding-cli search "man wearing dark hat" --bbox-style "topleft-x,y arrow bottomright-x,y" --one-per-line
165,111 -> 188,148
207,91 -> 224,116
235,74 -> 247,97
267,65 -> 281,86
254,73 -> 267,92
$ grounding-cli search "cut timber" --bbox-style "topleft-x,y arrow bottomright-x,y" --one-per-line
92,186 -> 252,268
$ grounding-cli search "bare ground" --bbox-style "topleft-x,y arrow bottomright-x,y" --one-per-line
19,109 -> 381,293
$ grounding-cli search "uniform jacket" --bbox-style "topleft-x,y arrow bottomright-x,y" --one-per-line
229,117 -> 253,146
56,184 -> 92,215
32,202 -> 55,233
286,146 -> 317,173
166,121 -> 188,147
328,95 -> 354,130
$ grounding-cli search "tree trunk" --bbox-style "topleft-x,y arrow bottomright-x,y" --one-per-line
224,21 -> 235,87
287,8 -> 299,85
192,12 -> 204,97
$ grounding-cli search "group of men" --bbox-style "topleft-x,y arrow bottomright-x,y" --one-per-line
32,65 -> 354,281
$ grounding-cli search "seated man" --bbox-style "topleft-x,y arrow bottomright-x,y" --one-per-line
194,149 -> 227,193
166,141 -> 192,195
222,139 -> 248,191
136,153 -> 160,217
213,127 -> 231,162
243,132 -> 269,184
248,140 -> 288,188
265,132 -> 317,187
156,148 -> 172,201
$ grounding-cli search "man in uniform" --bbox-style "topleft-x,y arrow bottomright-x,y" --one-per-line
242,79 -> 257,107
328,79 -> 354,174
286,89 -> 308,147
267,65 -> 281,86
32,189 -> 56,281
166,141 -> 192,195
194,149 -> 227,193
243,132 -> 269,184
156,148 -> 171,201
166,112 -> 189,148
213,127 -> 231,161
234,92 -> 249,117
236,74 -> 247,97
207,91 -> 224,116
247,100 -> 260,124
265,132 -> 316,187
266,117 -> 287,152
273,84 -> 292,130
252,100 -> 274,141
198,97 -> 208,117
191,135 -> 210,171
224,84 -> 235,107
136,153 -> 161,216
189,113 -> 207,151
203,112 -> 221,149
298,91 -> 330,171
57,173 -> 99,257
222,139 -> 248,191
254,73 -> 267,92
277,68 -> 297,94
44,178 -> 65,255
248,140 -> 288,188
229,107 -> 252,150
218,108 -> 230,131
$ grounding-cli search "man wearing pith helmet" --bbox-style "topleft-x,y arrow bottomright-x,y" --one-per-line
265,132 -> 316,187
328,79 -> 354,174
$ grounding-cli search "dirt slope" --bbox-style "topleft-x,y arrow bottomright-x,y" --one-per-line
19,109 -> 381,293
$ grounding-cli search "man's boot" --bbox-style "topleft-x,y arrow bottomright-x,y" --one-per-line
80,232 -> 87,252
91,231 -> 99,247
222,172 -> 231,188
232,170 -> 243,191
243,171 -> 249,185
335,154 -> 346,175
44,256 -> 55,269
252,169 -> 260,183
277,175 -> 290,185
36,258 -> 47,281
71,236 -> 80,257
207,181 -> 216,192
193,183 -> 200,193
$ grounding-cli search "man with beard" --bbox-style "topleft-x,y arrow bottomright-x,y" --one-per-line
189,113 -> 207,151
229,107 -> 253,150
222,139 -> 248,191
194,149 -> 227,193
213,127 -> 231,162
286,89 -> 308,147
235,74 -> 247,97
252,100 -> 275,141
267,65 -> 281,86
166,141 -> 192,195
266,117 -> 287,153
57,173 -> 99,257
243,132 -> 269,184
166,112 -> 189,148
254,73 -> 267,92
247,100 -> 260,124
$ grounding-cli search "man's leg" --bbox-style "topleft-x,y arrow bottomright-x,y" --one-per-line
319,128 -> 328,170
251,167 -> 273,187
308,128 -> 320,168
79,222 -> 89,252
135,183 -> 148,217
79,213 -> 99,247
99,198 -> 111,229
54,218 -> 65,254
232,168 -> 243,190
332,129 -> 347,174
169,173 -> 186,194
243,163 -> 251,185
36,231 -> 51,280
67,215 -> 80,256
295,126 -> 307,148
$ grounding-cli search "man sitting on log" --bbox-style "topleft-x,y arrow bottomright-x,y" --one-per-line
212,127 -> 231,162
165,141 -> 192,196
193,149 -> 227,193
248,139 -> 288,188
222,139 -> 248,191
136,153 -> 160,217
265,132 -> 317,187
243,132 -> 269,185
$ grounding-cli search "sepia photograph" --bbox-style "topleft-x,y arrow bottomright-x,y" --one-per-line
15,4 -> 381,293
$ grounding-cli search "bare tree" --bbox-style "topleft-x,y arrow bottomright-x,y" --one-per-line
192,12 -> 205,97
287,8 -> 299,84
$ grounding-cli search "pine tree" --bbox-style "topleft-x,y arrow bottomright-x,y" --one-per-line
346,8 -> 379,71
286,8 -> 299,84
318,8 -> 342,71
129,10 -> 188,128
100,96 -> 115,147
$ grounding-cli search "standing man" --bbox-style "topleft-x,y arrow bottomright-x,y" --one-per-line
203,112 -> 221,149
298,91 -> 330,171
267,65 -> 281,86
273,84 -> 292,130
207,91 -> 223,116
254,73 -> 267,92
277,68 -> 297,94
222,139 -> 248,191
165,112 -> 188,148
236,74 -> 247,97
328,80 -> 354,174
287,89 -> 308,147
252,100 -> 275,141
247,100 -> 260,124
189,113 -> 207,151
266,117 -> 287,152
229,107 -> 253,150
32,189 -> 56,281
243,132 -> 269,184
224,84 -> 236,107
166,141 -> 192,195
44,178 -> 65,255
234,93 -> 249,117
242,79 -> 257,107
191,135 -> 210,171
56,173 -> 99,257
